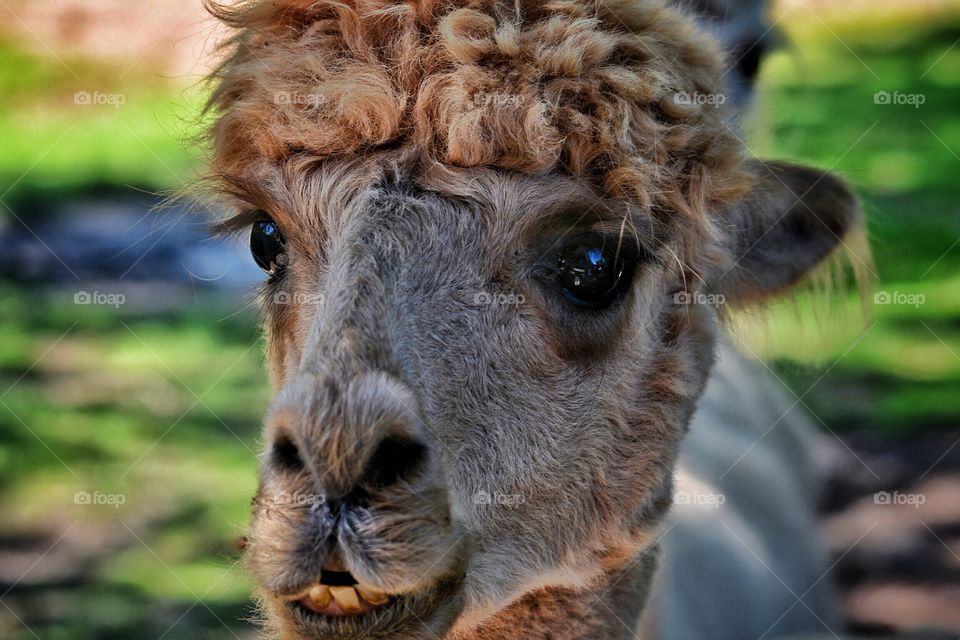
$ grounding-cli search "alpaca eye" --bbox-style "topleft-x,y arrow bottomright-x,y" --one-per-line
250,218 -> 288,276
556,235 -> 634,308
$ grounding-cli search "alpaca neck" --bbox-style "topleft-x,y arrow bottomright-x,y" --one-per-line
451,552 -> 657,640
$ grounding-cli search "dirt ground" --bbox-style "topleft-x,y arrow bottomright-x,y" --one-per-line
820,430 -> 960,635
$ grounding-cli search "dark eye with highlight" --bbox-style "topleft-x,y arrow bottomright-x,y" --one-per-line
555,234 -> 637,308
250,216 -> 287,276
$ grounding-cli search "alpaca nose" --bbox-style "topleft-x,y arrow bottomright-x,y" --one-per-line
264,371 -> 430,498
269,429 -> 429,494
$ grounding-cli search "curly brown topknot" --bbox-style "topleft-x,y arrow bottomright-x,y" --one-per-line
206,0 -> 750,228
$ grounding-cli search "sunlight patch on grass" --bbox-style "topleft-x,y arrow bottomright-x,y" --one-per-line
101,548 -> 251,603
0,40 -> 207,208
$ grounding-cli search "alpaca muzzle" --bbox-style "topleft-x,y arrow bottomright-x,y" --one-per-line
248,368 -> 466,637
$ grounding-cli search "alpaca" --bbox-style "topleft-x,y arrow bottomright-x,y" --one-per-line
202,1 -> 862,638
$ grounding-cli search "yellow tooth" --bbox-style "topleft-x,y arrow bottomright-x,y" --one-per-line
308,584 -> 331,608
355,584 -> 389,606
329,586 -> 363,613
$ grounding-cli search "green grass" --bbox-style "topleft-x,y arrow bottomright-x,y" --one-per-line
0,40 -> 207,210
1,7 -> 960,638
0,286 -> 264,638
735,13 -> 960,433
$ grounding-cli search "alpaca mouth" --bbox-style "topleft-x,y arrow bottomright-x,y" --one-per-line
275,568 -> 464,639
289,570 -> 395,617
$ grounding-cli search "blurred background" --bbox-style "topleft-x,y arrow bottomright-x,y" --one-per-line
0,0 -> 959,638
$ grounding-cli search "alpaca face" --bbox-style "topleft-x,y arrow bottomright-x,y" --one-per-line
204,1 -> 861,638
242,164 -> 720,638
233,161 -> 857,640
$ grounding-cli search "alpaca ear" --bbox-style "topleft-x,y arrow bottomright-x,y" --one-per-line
706,159 -> 861,304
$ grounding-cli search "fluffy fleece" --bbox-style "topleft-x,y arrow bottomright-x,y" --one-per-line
205,0 -> 750,235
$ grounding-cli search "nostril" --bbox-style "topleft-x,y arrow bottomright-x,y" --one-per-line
271,434 -> 305,472
363,435 -> 428,489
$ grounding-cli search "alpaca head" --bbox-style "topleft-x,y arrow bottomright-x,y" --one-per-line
204,1 -> 860,637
